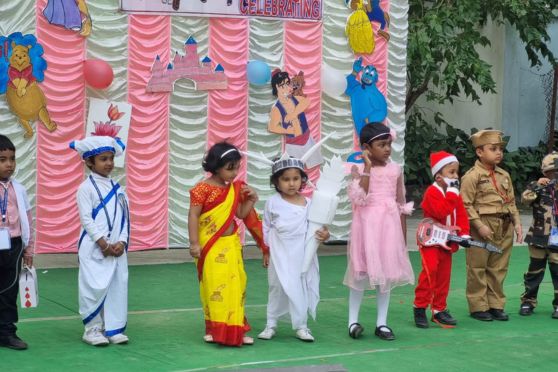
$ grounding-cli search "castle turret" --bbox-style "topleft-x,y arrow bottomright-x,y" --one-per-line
184,36 -> 198,67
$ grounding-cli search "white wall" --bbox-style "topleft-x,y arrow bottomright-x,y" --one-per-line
417,19 -> 506,135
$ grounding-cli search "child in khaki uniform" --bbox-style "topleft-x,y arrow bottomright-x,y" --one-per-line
461,130 -> 523,321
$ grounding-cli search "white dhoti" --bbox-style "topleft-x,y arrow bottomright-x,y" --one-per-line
77,173 -> 130,336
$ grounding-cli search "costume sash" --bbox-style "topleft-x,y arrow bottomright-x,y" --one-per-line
196,181 -> 269,280
196,182 -> 240,280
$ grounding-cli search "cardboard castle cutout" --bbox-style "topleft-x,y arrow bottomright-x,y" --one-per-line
146,36 -> 227,93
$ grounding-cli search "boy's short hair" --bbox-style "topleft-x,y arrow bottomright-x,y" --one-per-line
0,135 -> 15,152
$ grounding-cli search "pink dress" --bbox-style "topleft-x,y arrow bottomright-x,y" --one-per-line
344,162 -> 415,292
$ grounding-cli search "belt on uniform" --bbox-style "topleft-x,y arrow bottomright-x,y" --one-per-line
485,213 -> 512,221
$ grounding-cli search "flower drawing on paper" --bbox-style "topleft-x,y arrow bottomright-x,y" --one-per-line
107,104 -> 125,121
92,103 -> 124,137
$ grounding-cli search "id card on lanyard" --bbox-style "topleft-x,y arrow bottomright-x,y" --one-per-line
549,187 -> 558,246
0,185 -> 11,250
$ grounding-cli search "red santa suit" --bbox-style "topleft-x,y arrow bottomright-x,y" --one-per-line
414,155 -> 470,313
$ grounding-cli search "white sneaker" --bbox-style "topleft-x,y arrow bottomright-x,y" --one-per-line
82,327 -> 109,346
258,327 -> 276,340
296,328 -> 315,342
108,333 -> 129,344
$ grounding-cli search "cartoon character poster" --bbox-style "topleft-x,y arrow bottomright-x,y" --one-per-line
268,69 -> 323,169
43,0 -> 92,37
0,32 -> 56,139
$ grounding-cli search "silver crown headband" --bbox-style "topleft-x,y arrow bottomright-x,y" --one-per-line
271,157 -> 305,175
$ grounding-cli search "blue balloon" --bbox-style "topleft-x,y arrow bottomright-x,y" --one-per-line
246,60 -> 271,85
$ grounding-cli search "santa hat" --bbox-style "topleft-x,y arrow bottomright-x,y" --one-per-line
69,136 -> 125,160
430,151 -> 458,176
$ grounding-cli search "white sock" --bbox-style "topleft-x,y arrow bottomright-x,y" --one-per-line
376,286 -> 390,329
348,288 -> 364,328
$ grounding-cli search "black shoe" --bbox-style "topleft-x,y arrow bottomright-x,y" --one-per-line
414,307 -> 429,328
489,308 -> 509,321
0,334 -> 28,350
519,303 -> 534,316
374,325 -> 395,341
552,307 -> 558,319
432,310 -> 457,326
470,311 -> 493,321
348,323 -> 364,339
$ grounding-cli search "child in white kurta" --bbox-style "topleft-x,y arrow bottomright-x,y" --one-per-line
259,157 -> 329,342
71,135 -> 130,346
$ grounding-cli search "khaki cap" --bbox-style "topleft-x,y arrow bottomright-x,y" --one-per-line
470,130 -> 506,148
541,152 -> 558,172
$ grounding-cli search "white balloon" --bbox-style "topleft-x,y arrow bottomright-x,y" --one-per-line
321,63 -> 348,97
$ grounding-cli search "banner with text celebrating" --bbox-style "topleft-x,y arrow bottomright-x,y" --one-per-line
120,0 -> 322,21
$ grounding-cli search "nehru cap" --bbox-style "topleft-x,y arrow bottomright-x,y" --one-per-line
470,130 -> 506,148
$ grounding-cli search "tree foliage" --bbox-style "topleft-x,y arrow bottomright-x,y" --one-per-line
406,0 -> 557,113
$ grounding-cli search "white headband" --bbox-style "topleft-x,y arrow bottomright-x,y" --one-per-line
220,148 -> 239,158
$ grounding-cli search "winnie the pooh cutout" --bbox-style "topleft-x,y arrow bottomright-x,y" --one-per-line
0,33 -> 57,139
268,69 -> 323,169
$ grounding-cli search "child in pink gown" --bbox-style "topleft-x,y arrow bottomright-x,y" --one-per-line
344,123 -> 414,341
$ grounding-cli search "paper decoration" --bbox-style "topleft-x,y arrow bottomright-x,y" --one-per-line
146,36 -> 227,93
345,0 -> 390,53
367,0 -> 390,41
268,69 -> 323,168
346,0 -> 374,54
345,58 -> 387,136
291,71 -> 306,97
19,267 -> 39,308
302,155 -> 345,273
86,98 -> 131,168
43,0 -> 92,37
0,32 -> 57,139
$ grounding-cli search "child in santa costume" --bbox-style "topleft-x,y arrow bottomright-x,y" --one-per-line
413,151 -> 470,328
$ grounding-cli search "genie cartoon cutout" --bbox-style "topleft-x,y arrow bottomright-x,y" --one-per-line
345,57 -> 387,137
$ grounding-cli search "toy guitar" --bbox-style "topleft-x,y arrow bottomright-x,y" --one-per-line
416,218 -> 502,254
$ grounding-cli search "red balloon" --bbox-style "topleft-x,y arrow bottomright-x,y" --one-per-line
83,59 -> 114,89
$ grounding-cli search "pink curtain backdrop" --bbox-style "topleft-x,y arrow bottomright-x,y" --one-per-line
207,19 -> 249,238
353,0 -> 390,150
29,9 -> 389,253
35,0 -> 86,253
126,15 -> 171,250
283,21 -> 323,187
206,18 -> 249,179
